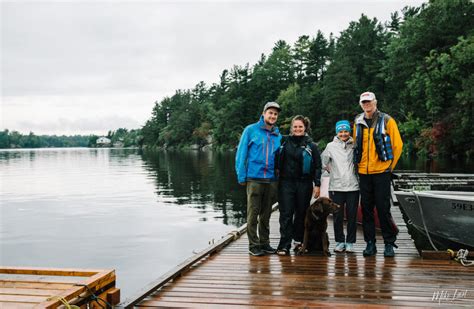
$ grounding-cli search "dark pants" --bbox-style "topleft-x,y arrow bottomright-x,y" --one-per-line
330,190 -> 360,243
359,172 -> 398,244
277,179 -> 313,250
246,181 -> 278,250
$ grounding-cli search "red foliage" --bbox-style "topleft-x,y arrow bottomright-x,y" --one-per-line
416,122 -> 450,156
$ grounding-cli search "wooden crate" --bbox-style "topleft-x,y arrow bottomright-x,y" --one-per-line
0,267 -> 120,308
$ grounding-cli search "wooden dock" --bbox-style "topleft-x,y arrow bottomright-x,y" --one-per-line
123,204 -> 474,308
0,267 -> 120,308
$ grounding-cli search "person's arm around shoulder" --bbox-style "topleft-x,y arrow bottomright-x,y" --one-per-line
311,142 -> 322,198
387,117 -> 403,171
235,126 -> 251,185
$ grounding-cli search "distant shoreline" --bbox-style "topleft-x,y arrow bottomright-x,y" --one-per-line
0,146 -> 140,150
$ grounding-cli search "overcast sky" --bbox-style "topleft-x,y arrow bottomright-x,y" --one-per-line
1,0 -> 425,135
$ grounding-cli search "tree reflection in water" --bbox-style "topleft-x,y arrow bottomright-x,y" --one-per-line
141,149 -> 247,226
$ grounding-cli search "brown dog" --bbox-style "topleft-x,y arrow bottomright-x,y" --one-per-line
297,197 -> 340,256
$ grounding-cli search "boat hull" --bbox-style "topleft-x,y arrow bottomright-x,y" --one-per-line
395,191 -> 474,251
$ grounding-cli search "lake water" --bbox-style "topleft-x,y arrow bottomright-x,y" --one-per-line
0,148 -> 247,301
1,148 -> 472,301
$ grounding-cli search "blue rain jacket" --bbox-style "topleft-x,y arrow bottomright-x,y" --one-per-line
235,116 -> 282,183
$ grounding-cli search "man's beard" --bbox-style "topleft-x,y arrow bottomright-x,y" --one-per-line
264,119 -> 275,126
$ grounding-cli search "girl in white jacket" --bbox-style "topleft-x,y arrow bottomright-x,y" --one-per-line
321,120 -> 360,253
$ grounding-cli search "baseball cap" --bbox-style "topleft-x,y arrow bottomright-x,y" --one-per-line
263,102 -> 281,112
359,91 -> 376,103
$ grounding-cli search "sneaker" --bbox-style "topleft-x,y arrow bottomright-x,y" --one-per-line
334,242 -> 346,252
345,243 -> 354,253
384,243 -> 398,257
261,244 -> 276,254
363,241 -> 377,257
249,247 -> 265,256
276,248 -> 290,256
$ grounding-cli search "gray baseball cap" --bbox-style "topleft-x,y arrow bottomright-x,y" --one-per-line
263,102 -> 281,112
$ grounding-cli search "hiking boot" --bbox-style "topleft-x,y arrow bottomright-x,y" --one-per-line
345,243 -> 355,253
261,244 -> 276,254
363,241 -> 377,257
384,243 -> 398,257
248,247 -> 264,256
334,242 -> 346,253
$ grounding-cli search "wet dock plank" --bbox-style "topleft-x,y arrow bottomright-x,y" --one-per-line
133,205 -> 474,308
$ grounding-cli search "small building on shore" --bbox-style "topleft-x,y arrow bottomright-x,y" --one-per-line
96,136 -> 111,147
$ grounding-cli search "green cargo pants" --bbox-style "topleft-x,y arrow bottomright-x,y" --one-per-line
246,181 -> 278,250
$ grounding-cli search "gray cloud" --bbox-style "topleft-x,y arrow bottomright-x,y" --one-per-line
1,0 -> 425,134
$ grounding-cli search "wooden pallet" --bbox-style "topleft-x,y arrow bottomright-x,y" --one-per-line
0,267 -> 120,308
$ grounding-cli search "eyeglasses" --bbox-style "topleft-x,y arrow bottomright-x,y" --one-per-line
361,100 -> 372,104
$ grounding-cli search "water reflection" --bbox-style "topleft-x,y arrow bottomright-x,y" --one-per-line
0,148 -> 247,300
141,149 -> 247,226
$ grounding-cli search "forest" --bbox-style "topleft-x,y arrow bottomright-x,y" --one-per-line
141,0 -> 473,158
0,130 -> 90,148
0,128 -> 141,148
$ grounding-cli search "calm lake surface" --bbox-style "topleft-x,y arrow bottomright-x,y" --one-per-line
1,148 -> 473,300
0,148 -> 246,300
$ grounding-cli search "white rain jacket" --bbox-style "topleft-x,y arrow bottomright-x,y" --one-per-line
321,136 -> 359,192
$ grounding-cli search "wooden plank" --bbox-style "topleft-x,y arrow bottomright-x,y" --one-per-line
0,267 -> 102,277
0,294 -> 45,303
0,281 -> 75,290
0,287 -> 62,296
155,286 -> 471,297
163,281 -> 473,295
167,276 -> 474,286
0,302 -> 37,308
0,277 -> 84,285
137,300 -> 429,309
137,295 -> 443,307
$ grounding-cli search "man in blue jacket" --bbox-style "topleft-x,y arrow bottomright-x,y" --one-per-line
235,102 -> 282,256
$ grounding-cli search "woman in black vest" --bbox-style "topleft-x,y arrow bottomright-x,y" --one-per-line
276,115 -> 322,255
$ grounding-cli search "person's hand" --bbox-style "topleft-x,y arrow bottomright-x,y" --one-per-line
313,186 -> 320,198
239,182 -> 247,186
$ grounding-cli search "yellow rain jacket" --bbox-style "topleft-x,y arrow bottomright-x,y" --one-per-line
353,111 -> 403,175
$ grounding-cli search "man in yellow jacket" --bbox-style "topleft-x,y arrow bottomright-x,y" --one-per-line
353,91 -> 403,257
